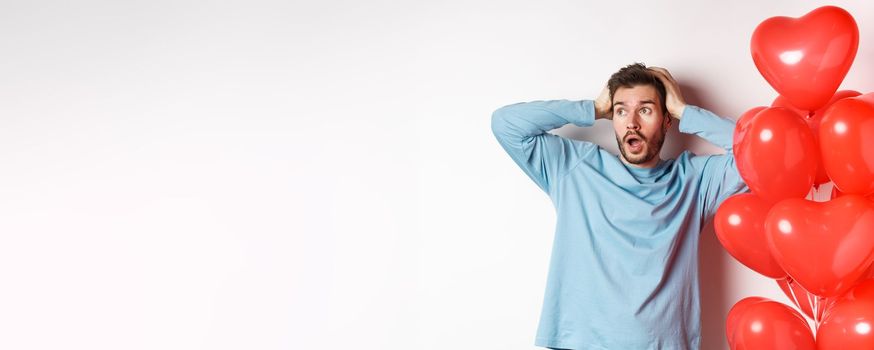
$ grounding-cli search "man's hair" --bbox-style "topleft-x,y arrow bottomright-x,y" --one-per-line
607,63 -> 668,115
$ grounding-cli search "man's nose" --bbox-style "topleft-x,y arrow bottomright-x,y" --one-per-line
626,116 -> 640,130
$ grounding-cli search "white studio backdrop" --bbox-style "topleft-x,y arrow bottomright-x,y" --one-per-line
1,1 -> 872,349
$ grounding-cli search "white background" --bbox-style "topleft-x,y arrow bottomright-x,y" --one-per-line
1,1 -> 872,349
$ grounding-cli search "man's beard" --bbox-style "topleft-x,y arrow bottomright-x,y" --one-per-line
616,128 -> 666,165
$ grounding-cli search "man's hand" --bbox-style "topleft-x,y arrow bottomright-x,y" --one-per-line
594,85 -> 612,120
648,67 -> 687,119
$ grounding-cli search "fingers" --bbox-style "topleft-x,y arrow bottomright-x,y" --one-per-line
648,66 -> 668,74
595,84 -> 613,120
646,66 -> 686,119
598,84 -> 610,99
649,66 -> 667,75
648,66 -> 676,85
648,67 -> 681,95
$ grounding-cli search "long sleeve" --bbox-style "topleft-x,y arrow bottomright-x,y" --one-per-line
491,99 -> 598,195
679,105 -> 750,218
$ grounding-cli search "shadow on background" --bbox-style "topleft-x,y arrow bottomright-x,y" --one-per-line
699,221 -> 730,350
685,82 -> 733,350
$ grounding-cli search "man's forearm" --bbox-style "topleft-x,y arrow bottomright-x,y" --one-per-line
677,105 -> 736,151
491,100 -> 596,142
490,99 -> 599,194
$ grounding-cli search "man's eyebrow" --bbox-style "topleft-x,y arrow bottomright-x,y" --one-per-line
612,100 -> 657,107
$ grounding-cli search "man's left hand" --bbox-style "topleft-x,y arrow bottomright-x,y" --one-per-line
649,67 -> 687,119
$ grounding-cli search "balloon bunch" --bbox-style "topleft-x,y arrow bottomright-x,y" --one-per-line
714,6 -> 874,349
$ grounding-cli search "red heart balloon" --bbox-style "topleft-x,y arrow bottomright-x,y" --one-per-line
731,299 -> 816,350
773,90 -> 861,185
732,106 -> 767,150
726,297 -> 767,348
765,195 -> 874,297
714,193 -> 785,279
751,6 -> 858,111
817,279 -> 874,350
820,94 -> 874,196
733,107 -> 818,204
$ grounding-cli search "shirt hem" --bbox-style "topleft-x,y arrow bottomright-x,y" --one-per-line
535,337 -> 701,350
535,338 -> 609,350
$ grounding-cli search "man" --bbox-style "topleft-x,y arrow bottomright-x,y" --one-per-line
491,63 -> 749,349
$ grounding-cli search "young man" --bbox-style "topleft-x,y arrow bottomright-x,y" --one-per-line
491,63 -> 749,350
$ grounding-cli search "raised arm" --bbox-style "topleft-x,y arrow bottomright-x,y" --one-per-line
681,105 -> 750,218
490,98 -> 601,195
649,67 -> 749,217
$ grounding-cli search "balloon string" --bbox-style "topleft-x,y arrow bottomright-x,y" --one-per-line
808,292 -> 819,333
787,278 -> 803,319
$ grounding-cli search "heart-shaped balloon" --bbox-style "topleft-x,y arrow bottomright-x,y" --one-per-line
817,279 -> 874,350
733,107 -> 819,204
773,90 -> 860,185
765,195 -> 874,297
820,94 -> 874,196
730,299 -> 816,350
732,106 -> 767,149
726,297 -> 767,349
714,193 -> 785,279
751,6 -> 858,111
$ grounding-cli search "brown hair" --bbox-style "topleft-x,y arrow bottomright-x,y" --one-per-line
607,63 -> 668,115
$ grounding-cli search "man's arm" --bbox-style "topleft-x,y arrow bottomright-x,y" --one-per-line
490,98 -> 602,195
650,67 -> 749,218
680,105 -> 750,218
678,106 -> 737,150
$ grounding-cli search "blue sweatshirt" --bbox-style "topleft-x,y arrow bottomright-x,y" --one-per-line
491,99 -> 749,350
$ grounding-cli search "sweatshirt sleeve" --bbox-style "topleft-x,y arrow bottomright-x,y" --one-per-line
491,99 -> 598,195
679,105 -> 750,219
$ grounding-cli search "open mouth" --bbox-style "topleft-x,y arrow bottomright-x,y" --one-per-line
624,134 -> 645,152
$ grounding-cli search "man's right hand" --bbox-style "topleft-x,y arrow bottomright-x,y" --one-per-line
594,85 -> 612,120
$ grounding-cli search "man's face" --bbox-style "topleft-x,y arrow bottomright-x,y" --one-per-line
611,85 -> 671,168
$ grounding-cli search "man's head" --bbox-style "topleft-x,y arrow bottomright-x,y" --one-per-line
608,63 -> 672,168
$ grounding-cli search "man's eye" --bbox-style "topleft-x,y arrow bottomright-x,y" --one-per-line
641,108 -> 651,114
616,110 -> 626,116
